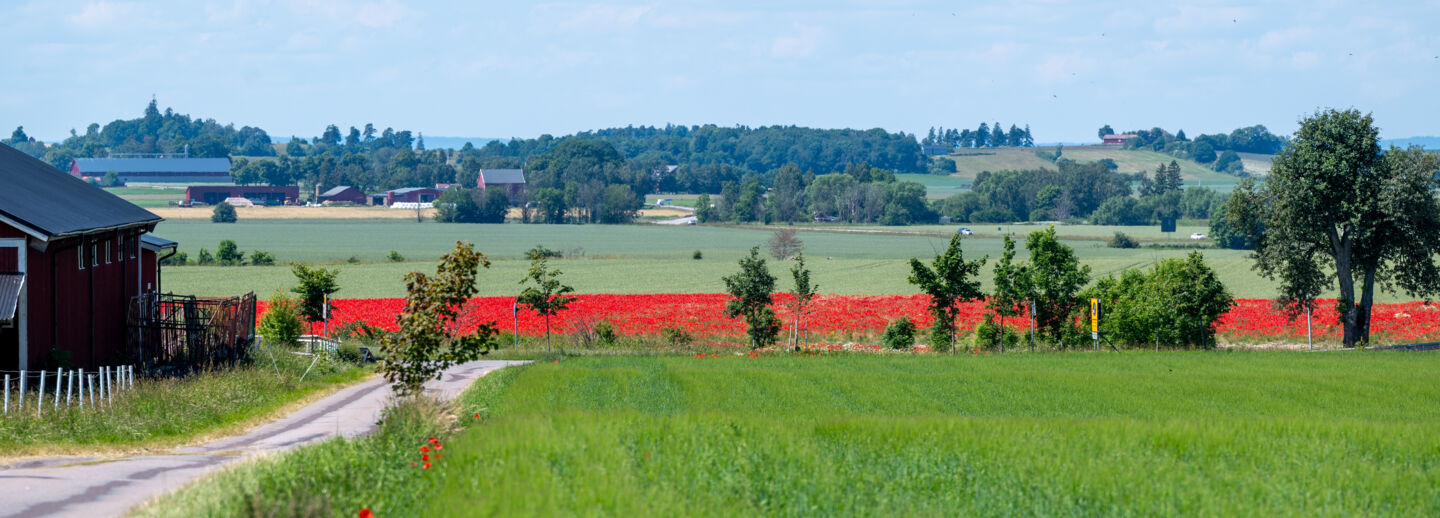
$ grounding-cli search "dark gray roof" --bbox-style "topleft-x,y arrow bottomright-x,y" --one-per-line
74,157 -> 231,174
140,234 -> 177,251
0,144 -> 162,239
479,169 -> 526,185
0,273 -> 22,324
320,186 -> 355,197
388,187 -> 437,195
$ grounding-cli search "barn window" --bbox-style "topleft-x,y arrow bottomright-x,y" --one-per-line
92,243 -> 98,267
105,240 -> 112,264
129,235 -> 136,259
118,235 -> 125,262
78,245 -> 85,270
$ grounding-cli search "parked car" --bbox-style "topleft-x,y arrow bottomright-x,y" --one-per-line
1190,233 -> 1207,240
957,227 -> 973,236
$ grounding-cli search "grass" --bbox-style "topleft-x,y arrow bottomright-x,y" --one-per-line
143,353 -> 1440,516
0,352 -> 368,458
154,220 -> 1411,301
894,173 -> 972,198
942,145 -> 1256,188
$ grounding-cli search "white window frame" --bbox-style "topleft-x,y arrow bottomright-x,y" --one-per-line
92,243 -> 98,267
105,240 -> 112,264
78,243 -> 85,270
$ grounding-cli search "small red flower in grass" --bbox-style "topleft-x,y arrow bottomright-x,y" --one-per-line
423,462 -> 432,469
359,509 -> 373,518
474,413 -> 481,419
435,444 -> 443,450
422,454 -> 430,461
428,436 -> 438,444
420,446 -> 430,453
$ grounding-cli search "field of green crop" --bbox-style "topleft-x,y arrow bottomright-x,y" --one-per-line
153,219 -> 1409,301
942,146 -> 1257,190
894,173 -> 973,198
145,354 -> 1440,516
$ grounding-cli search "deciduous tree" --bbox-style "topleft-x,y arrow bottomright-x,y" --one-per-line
908,234 -> 987,352
723,247 -> 781,349
380,242 -> 499,394
517,257 -> 577,352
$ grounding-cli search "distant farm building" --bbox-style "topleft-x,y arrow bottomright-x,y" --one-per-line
317,186 -> 367,205
1,143 -> 172,370
70,156 -> 232,183
477,169 -> 527,197
921,144 -> 953,155
184,185 -> 299,206
1101,134 -> 1138,145
384,188 -> 441,206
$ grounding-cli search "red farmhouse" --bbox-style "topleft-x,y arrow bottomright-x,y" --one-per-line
1101,133 -> 1138,145
1,144 -> 174,371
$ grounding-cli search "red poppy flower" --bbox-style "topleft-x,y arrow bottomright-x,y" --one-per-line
422,454 -> 430,461
420,446 -> 430,453
474,413 -> 481,418
428,437 -> 438,444
435,444 -> 443,450
359,509 -> 373,518
423,462 -> 431,469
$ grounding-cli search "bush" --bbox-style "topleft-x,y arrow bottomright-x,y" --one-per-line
592,321 -> 617,346
881,317 -> 916,350
211,202 -> 237,223
197,248 -> 214,265
692,250 -> 703,260
662,327 -> 693,346
387,250 -> 405,262
347,256 -> 361,264
250,250 -> 275,265
1108,232 -> 1139,249
216,239 -> 245,265
973,314 -> 1022,351
526,244 -> 561,260
928,319 -> 953,353
257,292 -> 304,347
161,251 -> 188,266
1085,251 -> 1234,348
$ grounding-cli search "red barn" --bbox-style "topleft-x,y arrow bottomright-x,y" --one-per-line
477,169 -> 527,198
318,186 -> 367,205
1101,134 -> 1138,144
1,144 -> 171,371
184,185 -> 299,206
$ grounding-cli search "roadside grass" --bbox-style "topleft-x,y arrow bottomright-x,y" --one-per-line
418,353 -> 1440,516
0,353 -> 368,458
134,364 -> 527,518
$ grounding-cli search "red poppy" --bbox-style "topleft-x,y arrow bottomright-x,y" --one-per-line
428,437 -> 438,444
359,509 -> 373,518
435,444 -> 443,450
423,462 -> 431,469
420,446 -> 430,453
422,454 -> 430,461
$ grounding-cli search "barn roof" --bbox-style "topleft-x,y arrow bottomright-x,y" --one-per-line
478,169 -> 526,185
73,157 -> 231,174
140,234 -> 177,251
0,273 -> 22,324
0,144 -> 162,240
388,187 -> 438,195
319,186 -> 355,197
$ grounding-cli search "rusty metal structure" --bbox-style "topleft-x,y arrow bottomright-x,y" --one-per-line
126,292 -> 256,373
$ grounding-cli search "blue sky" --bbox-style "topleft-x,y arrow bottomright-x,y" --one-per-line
2,1 -> 1437,143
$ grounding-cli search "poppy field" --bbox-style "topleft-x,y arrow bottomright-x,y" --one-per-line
262,294 -> 1440,347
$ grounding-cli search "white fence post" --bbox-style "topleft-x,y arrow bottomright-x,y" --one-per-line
37,370 -> 45,415
101,367 -> 108,404
3,374 -> 9,414
127,365 -> 134,390
17,370 -> 24,410
67,369 -> 75,407
53,368 -> 61,410
85,373 -> 93,408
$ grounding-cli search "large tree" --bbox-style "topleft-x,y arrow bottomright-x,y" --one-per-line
1237,109 -> 1440,347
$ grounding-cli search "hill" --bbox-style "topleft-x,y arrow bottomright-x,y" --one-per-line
942,145 -> 1263,190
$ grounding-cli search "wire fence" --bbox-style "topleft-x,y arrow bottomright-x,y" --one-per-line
1,365 -> 136,417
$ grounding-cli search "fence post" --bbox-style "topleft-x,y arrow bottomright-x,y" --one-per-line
54,368 -> 61,410
101,367 -> 108,404
85,373 -> 92,408
67,369 -> 75,407
3,374 -> 9,414
128,365 -> 134,390
37,370 -> 45,415
18,370 -> 24,410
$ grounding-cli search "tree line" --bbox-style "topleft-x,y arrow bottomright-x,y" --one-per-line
921,123 -> 1036,149
1098,124 -> 1286,176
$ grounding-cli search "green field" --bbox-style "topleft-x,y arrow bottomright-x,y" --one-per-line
154,219 -> 1408,301
148,354 -> 1440,516
943,146 -> 1260,191
894,173 -> 973,198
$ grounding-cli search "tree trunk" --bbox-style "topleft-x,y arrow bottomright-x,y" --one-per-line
1332,231 -> 1359,348
998,313 -> 1004,353
544,313 -> 551,353
1359,267 -> 1376,345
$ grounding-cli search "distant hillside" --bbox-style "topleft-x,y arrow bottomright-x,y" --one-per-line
942,145 -> 1263,188
1381,137 -> 1440,149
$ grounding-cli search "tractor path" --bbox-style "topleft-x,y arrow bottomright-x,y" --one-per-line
0,360 -> 526,518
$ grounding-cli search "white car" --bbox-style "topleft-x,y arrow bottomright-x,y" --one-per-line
957,227 -> 973,236
1190,233 -> 1207,240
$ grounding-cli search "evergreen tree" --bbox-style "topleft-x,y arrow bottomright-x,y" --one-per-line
722,247 -> 781,349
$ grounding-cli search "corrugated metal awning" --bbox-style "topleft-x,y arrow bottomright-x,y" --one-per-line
0,273 -> 23,325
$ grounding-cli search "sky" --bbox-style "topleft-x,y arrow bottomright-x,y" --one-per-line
2,0 -> 1438,144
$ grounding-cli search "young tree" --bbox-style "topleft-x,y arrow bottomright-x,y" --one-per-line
216,239 -> 245,266
723,247 -> 781,349
787,254 -> 818,350
517,256 -> 577,352
908,234 -> 987,352
291,264 -> 340,331
694,193 -> 714,223
1237,109 -> 1440,347
987,235 -> 1030,352
1024,226 -> 1091,344
211,202 -> 237,223
379,241 -> 500,394
767,227 -> 804,260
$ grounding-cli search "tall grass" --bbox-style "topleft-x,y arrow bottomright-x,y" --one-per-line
0,353 -> 366,456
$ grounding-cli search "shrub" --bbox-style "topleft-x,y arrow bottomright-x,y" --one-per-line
211,202 -> 237,223
592,321 -> 617,345
881,317 -> 916,350
161,251 -> 188,266
257,292 -> 304,347
387,250 -> 405,262
347,256 -> 361,264
197,248 -> 214,265
216,239 -> 245,265
928,319 -> 953,353
526,244 -> 561,260
693,250 -> 703,260
662,327 -> 693,346
1108,232 -> 1139,249
1085,251 -> 1234,349
973,314 -> 1021,351
250,250 -> 275,265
